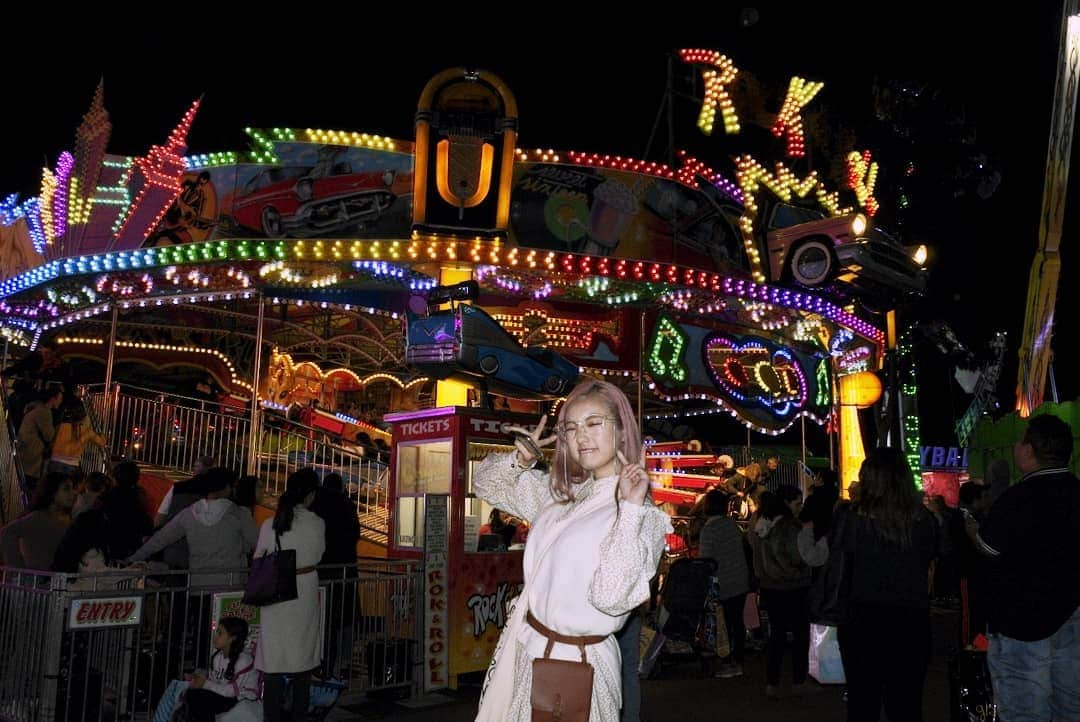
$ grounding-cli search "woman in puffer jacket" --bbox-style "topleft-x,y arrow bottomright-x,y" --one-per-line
49,405 -> 107,478
749,485 -> 827,699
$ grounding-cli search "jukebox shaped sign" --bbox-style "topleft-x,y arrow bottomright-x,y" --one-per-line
412,69 -> 519,234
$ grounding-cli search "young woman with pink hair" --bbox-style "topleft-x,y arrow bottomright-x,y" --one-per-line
473,378 -> 671,722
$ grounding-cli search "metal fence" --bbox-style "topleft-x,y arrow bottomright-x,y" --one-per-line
253,416 -> 388,508
708,445 -> 815,495
253,417 -> 389,545
0,560 -> 422,722
1,397 -> 27,525
82,385 -> 390,543
85,385 -> 252,479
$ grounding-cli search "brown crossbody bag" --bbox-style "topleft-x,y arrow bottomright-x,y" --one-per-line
527,611 -> 607,722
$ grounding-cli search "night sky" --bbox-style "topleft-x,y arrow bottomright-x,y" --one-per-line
2,7 -> 1076,448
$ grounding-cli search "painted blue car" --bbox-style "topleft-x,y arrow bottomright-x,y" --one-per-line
405,287 -> 579,399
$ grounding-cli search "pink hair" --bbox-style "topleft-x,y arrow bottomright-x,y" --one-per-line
549,378 -> 641,503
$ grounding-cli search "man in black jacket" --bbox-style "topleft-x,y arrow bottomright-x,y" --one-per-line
969,415 -> 1080,722
311,472 -> 361,678
799,468 -> 839,540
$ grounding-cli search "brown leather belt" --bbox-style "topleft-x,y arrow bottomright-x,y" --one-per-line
526,611 -> 607,662
296,566 -> 316,575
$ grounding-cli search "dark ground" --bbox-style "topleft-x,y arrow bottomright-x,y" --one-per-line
329,607 -> 961,721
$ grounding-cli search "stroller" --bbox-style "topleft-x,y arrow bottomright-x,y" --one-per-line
643,557 -> 718,678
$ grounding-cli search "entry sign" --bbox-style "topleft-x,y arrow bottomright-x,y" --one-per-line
69,596 -> 142,629
424,494 -> 449,692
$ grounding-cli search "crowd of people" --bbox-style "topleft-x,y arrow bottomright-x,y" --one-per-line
2,349 -> 1078,721
658,421 -> 1078,722
0,440 -> 361,721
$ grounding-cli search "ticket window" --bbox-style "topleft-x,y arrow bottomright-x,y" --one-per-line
464,438 -> 535,553
395,439 -> 452,549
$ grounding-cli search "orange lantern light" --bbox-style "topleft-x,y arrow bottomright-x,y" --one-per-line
838,371 -> 883,498
839,371 -> 882,408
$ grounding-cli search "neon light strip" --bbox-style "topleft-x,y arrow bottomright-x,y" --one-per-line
1,239 -> 884,344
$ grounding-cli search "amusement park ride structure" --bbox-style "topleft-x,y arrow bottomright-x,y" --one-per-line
0,46 -> 951,692
0,50 -> 931,505
1015,0 -> 1080,417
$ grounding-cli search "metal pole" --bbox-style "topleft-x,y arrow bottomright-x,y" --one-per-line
666,55 -> 677,264
1,336 -> 9,377
830,369 -> 838,471
247,294 -> 265,475
829,419 -> 835,471
104,305 -> 119,429
637,309 -> 644,433
801,414 -> 807,470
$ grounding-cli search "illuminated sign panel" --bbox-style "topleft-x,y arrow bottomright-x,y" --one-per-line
647,315 -> 689,384
705,334 -> 808,417
646,317 -> 829,434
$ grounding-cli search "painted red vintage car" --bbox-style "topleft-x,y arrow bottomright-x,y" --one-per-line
230,162 -> 412,237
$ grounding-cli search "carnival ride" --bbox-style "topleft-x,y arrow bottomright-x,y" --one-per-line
1015,0 -> 1080,416
0,50 -> 946,696
0,48 -> 930,545
958,2 -> 1080,487
405,281 -> 580,400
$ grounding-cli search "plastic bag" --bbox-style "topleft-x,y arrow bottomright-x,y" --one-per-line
948,649 -> 997,721
808,623 -> 846,684
743,592 -> 760,629
151,679 -> 188,722
693,577 -> 730,657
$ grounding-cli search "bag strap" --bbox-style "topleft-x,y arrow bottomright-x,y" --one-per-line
526,611 -> 606,663
229,657 -> 258,700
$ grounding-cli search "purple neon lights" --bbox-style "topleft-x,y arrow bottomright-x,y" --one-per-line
704,334 -> 809,418
722,277 -> 883,343
53,152 -> 74,241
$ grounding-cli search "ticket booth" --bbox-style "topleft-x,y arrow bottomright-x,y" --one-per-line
384,406 -> 534,689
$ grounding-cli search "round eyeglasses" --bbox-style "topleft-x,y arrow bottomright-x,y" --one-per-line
555,414 -> 617,438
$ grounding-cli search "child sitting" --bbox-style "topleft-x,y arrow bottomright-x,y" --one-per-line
153,616 -> 259,722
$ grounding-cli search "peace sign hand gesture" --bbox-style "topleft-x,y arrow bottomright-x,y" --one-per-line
616,447 -> 651,506
503,415 -> 557,468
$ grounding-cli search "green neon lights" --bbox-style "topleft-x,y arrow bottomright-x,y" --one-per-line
815,358 -> 831,407
898,328 -> 922,489
648,315 -> 688,385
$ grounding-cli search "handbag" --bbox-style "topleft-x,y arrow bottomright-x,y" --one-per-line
808,505 -> 854,626
527,612 -> 604,722
638,623 -> 665,678
948,648 -> 996,721
242,532 -> 298,607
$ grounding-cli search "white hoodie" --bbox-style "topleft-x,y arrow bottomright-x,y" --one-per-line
130,498 -> 258,586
